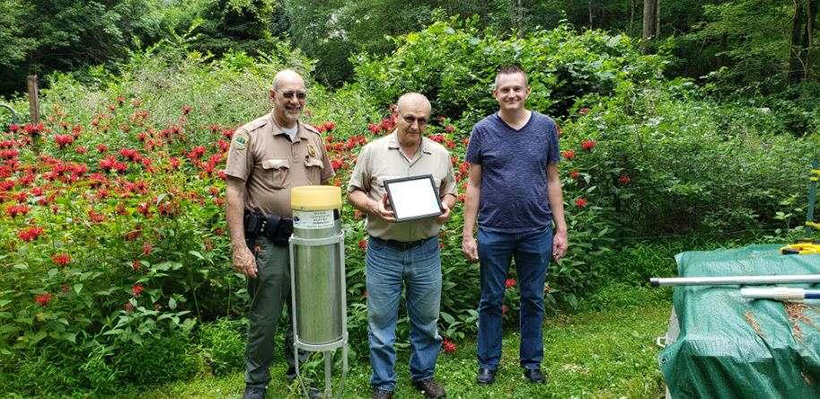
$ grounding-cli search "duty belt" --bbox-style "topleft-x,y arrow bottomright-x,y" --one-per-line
244,210 -> 293,247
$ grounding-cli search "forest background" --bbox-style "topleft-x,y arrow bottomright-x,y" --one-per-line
1,0 -> 819,397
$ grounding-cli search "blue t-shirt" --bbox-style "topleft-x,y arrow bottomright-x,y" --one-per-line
465,111 -> 560,233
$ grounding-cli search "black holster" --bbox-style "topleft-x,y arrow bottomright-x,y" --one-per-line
244,210 -> 293,248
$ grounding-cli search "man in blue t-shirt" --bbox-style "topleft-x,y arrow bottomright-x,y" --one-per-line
462,65 -> 568,385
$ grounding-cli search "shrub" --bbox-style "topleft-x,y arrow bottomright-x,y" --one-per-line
353,17 -> 667,122
199,318 -> 247,376
112,329 -> 204,385
559,79 -> 817,235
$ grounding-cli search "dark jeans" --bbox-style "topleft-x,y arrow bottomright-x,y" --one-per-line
476,226 -> 553,370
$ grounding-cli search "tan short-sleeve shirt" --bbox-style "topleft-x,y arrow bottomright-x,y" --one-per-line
225,113 -> 334,218
347,131 -> 457,241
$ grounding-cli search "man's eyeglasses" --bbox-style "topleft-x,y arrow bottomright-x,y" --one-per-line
281,91 -> 307,100
401,115 -> 428,125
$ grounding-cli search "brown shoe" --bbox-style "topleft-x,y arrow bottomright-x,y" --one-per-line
372,388 -> 393,399
412,378 -> 446,398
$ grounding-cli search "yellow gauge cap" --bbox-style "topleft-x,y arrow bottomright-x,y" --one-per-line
291,185 -> 342,211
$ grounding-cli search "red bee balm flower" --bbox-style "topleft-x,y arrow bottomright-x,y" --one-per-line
52,253 -> 71,266
54,135 -> 74,149
561,150 -> 576,160
6,204 -> 29,218
23,123 -> 44,135
444,125 -> 455,134
569,169 -> 580,180
619,175 -> 631,185
442,339 -> 457,354
581,139 -> 597,151
34,292 -> 54,307
575,198 -> 588,208
358,239 -> 368,250
505,278 -> 517,289
132,284 -> 144,297
18,226 -> 44,241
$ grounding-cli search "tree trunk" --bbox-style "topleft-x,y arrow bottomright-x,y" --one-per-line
788,0 -> 814,83
808,0 -> 816,79
589,0 -> 594,27
642,0 -> 659,40
508,0 -> 524,37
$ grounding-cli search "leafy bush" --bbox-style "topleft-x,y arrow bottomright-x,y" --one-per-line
113,329 -> 204,385
560,79 -> 817,235
199,318 -> 247,376
353,18 -> 667,121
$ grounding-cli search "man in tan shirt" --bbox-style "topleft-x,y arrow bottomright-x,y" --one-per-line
348,93 -> 457,399
225,69 -> 334,399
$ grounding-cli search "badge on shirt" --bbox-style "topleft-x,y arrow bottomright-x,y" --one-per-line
232,131 -> 249,150
307,142 -> 317,158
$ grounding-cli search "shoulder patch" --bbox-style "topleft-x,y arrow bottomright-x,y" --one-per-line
232,131 -> 250,150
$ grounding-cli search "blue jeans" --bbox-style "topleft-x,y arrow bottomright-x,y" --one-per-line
477,226 -> 552,370
366,236 -> 442,392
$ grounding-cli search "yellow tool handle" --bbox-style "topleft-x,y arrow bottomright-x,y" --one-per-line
781,243 -> 820,255
807,222 -> 820,229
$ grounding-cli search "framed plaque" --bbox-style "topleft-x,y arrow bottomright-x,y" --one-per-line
383,174 -> 443,223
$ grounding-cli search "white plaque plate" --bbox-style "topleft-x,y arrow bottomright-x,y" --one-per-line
383,174 -> 443,223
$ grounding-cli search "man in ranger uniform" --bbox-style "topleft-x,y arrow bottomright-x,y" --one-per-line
225,69 -> 334,399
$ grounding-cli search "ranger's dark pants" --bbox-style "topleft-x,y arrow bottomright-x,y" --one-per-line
244,236 -> 306,388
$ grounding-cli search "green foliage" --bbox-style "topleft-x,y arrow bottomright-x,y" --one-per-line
43,42 -> 314,136
353,18 -> 667,120
0,0 -> 169,95
113,330 -> 204,385
684,0 -> 793,88
0,0 -> 36,68
561,78 -> 817,235
199,318 -> 247,376
184,0 -> 290,56
1,20 -> 818,396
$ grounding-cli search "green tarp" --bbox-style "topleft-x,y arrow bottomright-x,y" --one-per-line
660,244 -> 820,398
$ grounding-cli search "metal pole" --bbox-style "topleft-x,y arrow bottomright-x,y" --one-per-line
324,351 -> 332,398
741,287 -> 820,300
650,274 -> 820,287
806,159 -> 818,236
